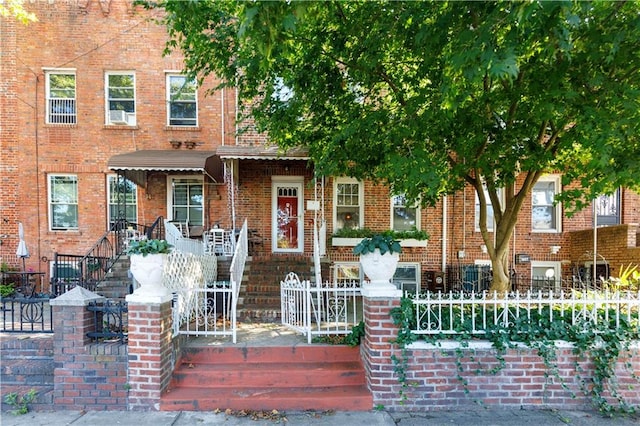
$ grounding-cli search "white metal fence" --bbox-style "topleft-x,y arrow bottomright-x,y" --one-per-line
409,290 -> 640,336
280,272 -> 363,344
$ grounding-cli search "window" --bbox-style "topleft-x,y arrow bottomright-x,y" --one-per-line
475,186 -> 501,232
532,176 -> 561,232
169,177 -> 203,226
334,178 -> 363,232
531,261 -> 561,292
106,72 -> 136,125
107,175 -> 137,229
393,263 -> 420,293
49,174 -> 78,230
333,263 -> 361,285
167,74 -> 197,126
391,194 -> 419,232
46,71 -> 76,124
595,189 -> 620,226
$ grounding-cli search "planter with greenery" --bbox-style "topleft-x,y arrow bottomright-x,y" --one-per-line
354,233 -> 402,289
333,227 -> 429,247
125,239 -> 173,299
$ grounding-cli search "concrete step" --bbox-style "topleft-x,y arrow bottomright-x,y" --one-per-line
161,345 -> 371,411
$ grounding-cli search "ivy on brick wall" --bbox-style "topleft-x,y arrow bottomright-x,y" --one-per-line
390,293 -> 640,415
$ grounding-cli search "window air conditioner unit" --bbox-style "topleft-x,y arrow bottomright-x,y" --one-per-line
109,110 -> 128,125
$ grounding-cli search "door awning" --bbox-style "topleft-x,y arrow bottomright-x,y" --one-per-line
216,145 -> 309,160
107,150 -> 224,186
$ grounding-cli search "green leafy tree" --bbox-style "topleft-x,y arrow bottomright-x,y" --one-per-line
0,0 -> 37,24
152,0 -> 640,292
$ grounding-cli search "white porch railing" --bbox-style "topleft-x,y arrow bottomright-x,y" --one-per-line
165,220 -> 204,255
280,272 -> 362,344
229,219 -> 248,343
409,290 -> 640,336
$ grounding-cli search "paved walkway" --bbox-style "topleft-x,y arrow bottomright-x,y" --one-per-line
2,408 -> 640,426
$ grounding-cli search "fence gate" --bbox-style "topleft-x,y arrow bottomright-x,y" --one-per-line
280,272 -> 362,343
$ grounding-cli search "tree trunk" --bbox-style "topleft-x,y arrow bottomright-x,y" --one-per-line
489,248 -> 511,294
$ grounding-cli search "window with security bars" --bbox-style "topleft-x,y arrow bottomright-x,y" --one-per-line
167,74 -> 197,126
46,72 -> 76,124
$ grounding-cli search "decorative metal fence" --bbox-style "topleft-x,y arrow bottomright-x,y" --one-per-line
280,272 -> 362,344
87,299 -> 128,343
1,296 -> 54,333
409,290 -> 640,336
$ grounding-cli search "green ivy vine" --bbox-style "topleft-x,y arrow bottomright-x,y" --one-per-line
390,295 -> 640,415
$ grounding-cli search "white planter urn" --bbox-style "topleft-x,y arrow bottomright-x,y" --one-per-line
129,253 -> 170,298
359,249 -> 400,289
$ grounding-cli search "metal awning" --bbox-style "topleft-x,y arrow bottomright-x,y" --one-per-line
107,150 -> 224,186
216,145 -> 309,160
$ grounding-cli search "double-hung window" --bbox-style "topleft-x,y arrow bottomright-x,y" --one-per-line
334,178 -> 363,232
475,185 -> 502,232
106,72 -> 136,125
169,177 -> 204,226
532,175 -> 561,232
49,174 -> 78,230
167,74 -> 197,126
107,175 -> 137,229
391,194 -> 419,232
46,70 -> 76,124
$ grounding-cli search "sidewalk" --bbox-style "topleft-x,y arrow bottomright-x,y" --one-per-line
2,408 -> 640,426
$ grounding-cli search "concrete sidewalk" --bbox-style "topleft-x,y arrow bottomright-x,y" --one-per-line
1,408 -> 639,426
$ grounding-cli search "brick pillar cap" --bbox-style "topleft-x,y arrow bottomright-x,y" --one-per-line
49,286 -> 105,306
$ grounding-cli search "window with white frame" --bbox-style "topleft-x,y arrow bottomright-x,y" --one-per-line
169,176 -> 203,226
391,194 -> 420,232
334,178 -> 363,232
107,175 -> 137,229
167,74 -> 197,126
532,176 -> 561,232
475,185 -> 501,232
46,71 -> 76,124
333,263 -> 361,285
49,174 -> 78,230
106,72 -> 136,125
531,261 -> 561,292
392,263 -> 421,293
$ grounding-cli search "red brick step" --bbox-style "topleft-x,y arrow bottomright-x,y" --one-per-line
161,345 -> 372,411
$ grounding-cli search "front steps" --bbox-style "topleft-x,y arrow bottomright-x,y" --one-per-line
160,345 -> 372,412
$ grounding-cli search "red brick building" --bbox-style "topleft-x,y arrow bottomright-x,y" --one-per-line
1,0 -> 638,296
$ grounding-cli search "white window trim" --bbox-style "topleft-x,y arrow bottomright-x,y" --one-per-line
166,73 -> 198,127
532,174 -> 562,233
166,175 -> 204,225
48,173 -> 79,231
332,262 -> 362,284
393,262 -> 421,293
45,69 -> 77,125
105,71 -> 136,126
475,186 -> 503,232
531,261 -> 562,292
333,177 -> 364,231
390,194 -> 421,232
106,174 -> 138,229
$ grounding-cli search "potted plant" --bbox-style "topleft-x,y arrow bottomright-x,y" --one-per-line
125,239 -> 173,298
354,233 -> 402,289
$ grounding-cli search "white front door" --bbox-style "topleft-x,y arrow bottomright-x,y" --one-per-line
272,179 -> 304,253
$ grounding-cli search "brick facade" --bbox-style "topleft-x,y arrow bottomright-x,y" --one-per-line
1,0 -> 638,291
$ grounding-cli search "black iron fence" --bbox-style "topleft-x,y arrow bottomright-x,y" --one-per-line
0,296 -> 54,333
87,300 -> 128,343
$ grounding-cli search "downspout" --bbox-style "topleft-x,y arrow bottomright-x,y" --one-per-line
441,196 -> 448,273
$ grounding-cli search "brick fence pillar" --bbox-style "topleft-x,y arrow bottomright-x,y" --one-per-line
125,292 -> 173,411
360,285 -> 403,409
49,286 -> 130,410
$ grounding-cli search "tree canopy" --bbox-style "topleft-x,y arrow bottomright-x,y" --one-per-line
0,0 -> 37,24
154,0 -> 640,291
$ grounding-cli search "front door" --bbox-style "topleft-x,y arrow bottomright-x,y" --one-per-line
272,179 -> 303,253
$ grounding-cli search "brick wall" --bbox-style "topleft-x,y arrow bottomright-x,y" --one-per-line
0,334 -> 54,411
361,294 -> 640,411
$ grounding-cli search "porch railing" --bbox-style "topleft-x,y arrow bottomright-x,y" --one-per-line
1,296 -> 54,333
408,290 -> 640,337
229,219 -> 248,343
280,272 -> 362,344
165,220 -> 204,255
